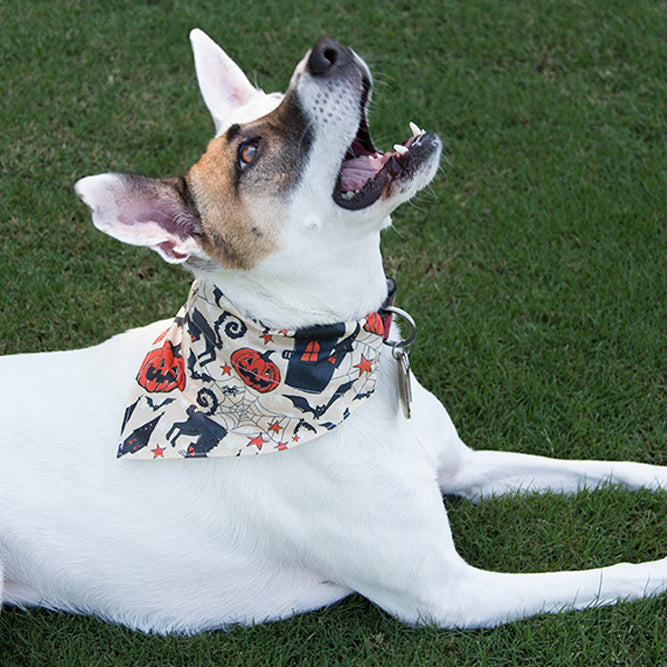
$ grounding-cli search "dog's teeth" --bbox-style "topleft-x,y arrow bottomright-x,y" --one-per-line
394,144 -> 409,156
409,121 -> 423,137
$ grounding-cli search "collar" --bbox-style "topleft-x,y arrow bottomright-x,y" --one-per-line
379,278 -> 396,338
118,280 -> 393,459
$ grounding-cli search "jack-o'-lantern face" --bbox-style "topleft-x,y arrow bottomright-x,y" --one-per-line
136,340 -> 186,393
230,348 -> 281,393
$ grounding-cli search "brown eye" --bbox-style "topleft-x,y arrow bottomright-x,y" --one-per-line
238,140 -> 259,168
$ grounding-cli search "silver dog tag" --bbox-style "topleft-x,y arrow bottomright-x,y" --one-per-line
393,347 -> 413,419
382,305 -> 417,420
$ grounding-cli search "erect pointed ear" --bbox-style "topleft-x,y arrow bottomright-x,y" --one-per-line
190,28 -> 257,133
75,173 -> 203,264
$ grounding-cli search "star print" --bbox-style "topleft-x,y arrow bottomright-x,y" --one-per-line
151,444 -> 166,458
354,355 -> 373,375
260,332 -> 273,344
247,433 -> 267,450
220,363 -> 231,375
275,442 -> 288,451
268,421 -> 281,433
292,434 -> 300,442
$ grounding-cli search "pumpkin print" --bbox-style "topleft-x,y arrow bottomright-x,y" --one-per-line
231,348 -> 281,393
136,340 -> 186,393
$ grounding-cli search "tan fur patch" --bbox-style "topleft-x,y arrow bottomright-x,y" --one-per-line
187,138 -> 278,271
186,94 -> 313,271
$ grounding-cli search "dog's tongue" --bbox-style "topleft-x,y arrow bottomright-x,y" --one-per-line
340,152 -> 393,192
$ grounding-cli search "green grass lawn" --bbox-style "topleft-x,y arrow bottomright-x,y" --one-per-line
1,0 -> 666,664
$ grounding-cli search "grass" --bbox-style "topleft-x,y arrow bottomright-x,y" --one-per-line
1,0 -> 666,663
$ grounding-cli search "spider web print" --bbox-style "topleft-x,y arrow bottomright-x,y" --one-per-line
200,336 -> 380,456
117,280 -> 386,460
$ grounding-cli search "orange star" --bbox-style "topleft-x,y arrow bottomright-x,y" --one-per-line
151,444 -> 166,458
268,421 -> 281,433
275,442 -> 288,451
354,355 -> 372,375
221,363 -> 231,375
260,332 -> 273,344
247,434 -> 267,450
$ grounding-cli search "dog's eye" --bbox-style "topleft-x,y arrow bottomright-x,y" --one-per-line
238,140 -> 259,168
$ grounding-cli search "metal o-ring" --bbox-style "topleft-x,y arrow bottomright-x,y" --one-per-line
382,306 -> 417,350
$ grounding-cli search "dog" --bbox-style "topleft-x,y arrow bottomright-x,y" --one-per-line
0,30 -> 665,634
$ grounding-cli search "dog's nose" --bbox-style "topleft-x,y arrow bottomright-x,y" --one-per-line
307,37 -> 353,76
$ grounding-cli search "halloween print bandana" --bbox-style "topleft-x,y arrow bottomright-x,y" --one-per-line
118,280 -> 388,459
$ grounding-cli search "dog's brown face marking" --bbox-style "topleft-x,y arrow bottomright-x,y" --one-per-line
187,94 -> 312,270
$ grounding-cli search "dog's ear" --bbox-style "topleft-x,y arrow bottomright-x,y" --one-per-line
75,173 -> 203,264
190,29 -> 257,133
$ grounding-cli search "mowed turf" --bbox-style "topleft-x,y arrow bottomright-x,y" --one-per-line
0,0 -> 665,664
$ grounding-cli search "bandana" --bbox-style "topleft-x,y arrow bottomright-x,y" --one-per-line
118,280 -> 391,459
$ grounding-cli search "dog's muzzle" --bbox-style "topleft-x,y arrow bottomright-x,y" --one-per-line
304,37 -> 441,211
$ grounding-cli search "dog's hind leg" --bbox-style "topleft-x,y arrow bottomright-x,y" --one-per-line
439,446 -> 667,502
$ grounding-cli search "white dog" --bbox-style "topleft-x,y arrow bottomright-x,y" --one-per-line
0,31 -> 665,634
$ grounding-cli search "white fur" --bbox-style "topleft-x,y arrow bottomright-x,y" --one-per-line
0,31 -> 665,634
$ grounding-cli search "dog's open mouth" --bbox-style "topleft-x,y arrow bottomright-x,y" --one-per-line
333,115 -> 438,211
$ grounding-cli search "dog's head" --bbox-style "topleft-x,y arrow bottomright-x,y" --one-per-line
76,32 -> 441,323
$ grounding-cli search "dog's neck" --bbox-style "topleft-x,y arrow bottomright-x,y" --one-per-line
195,234 -> 388,330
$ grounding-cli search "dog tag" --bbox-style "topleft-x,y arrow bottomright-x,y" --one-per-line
393,347 -> 413,419
382,305 -> 417,420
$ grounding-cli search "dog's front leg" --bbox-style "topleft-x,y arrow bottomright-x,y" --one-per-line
440,447 -> 667,501
394,553 -> 667,629
315,471 -> 667,629
411,382 -> 667,500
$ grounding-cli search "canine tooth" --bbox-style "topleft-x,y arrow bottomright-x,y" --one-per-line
393,144 -> 409,156
409,121 -> 423,137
